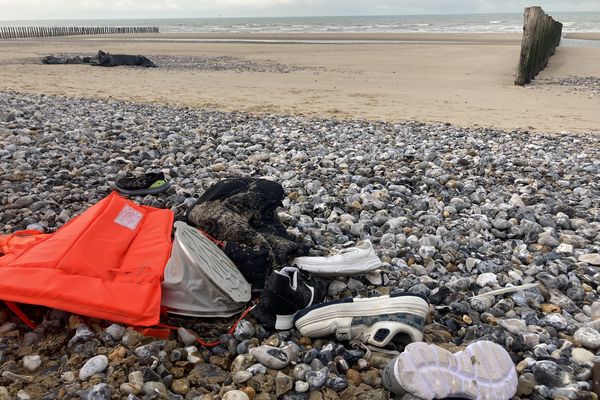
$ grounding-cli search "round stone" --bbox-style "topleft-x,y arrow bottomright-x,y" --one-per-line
574,327 -> 600,349
233,371 -> 253,384
79,355 -> 108,381
119,383 -> 141,395
571,348 -> 595,364
240,387 -> 256,400
295,381 -> 309,393
170,379 -> 189,395
347,369 -> 363,386
222,390 -> 250,400
22,355 -> 41,372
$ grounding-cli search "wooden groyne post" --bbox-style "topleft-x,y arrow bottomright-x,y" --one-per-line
0,26 -> 159,40
514,6 -> 562,85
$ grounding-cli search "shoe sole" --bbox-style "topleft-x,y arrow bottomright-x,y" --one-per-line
383,341 -> 518,400
164,221 -> 251,310
293,255 -> 382,277
294,294 -> 429,345
116,182 -> 171,196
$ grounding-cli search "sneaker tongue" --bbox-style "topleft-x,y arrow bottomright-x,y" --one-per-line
337,247 -> 358,255
278,266 -> 299,290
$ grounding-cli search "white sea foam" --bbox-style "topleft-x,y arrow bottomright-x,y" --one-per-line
2,13 -> 600,34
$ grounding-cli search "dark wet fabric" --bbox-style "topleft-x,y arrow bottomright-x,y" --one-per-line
188,178 -> 298,290
41,50 -> 156,68
90,50 -> 156,68
41,55 -> 91,65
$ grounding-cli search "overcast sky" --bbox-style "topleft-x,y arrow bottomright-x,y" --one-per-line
0,0 -> 598,20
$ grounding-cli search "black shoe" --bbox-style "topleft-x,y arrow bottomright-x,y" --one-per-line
251,267 -> 327,330
115,172 -> 171,195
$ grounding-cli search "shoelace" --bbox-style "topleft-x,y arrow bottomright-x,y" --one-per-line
328,246 -> 359,256
350,339 -> 401,360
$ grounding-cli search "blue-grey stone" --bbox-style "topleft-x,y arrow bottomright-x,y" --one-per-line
76,383 -> 111,400
247,363 -> 267,375
303,348 -> 319,364
105,324 -> 126,341
135,343 -> 161,358
306,367 -> 328,390
249,345 -> 293,370
292,363 -> 312,381
233,320 -> 254,341
68,324 -> 94,347
327,376 -> 349,391
236,339 -> 252,355
532,361 -> 564,387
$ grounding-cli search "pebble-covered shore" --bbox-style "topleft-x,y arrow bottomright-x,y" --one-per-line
534,76 -> 600,96
30,53 -> 323,73
0,90 -> 599,400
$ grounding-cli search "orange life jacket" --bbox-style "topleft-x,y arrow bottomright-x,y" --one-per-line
0,192 -> 173,326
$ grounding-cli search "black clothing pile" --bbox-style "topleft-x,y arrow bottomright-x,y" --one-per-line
41,50 -> 156,68
40,55 -> 91,65
187,178 -> 298,291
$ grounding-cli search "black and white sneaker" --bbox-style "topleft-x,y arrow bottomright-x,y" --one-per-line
251,267 -> 327,330
293,293 -> 429,347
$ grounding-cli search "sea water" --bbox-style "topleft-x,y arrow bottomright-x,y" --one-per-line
1,13 -> 600,34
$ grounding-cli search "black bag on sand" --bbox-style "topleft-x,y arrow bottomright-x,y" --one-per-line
41,51 -> 156,68
90,50 -> 157,68
188,178 -> 298,291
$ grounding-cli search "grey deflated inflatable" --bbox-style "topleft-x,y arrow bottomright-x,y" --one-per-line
161,221 -> 251,317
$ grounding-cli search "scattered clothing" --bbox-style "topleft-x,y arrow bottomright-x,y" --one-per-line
294,293 -> 430,347
115,171 -> 171,195
0,192 -> 173,326
162,221 -> 251,318
291,239 -> 382,277
40,55 -> 91,65
251,266 -> 327,330
382,340 -> 518,400
41,50 -> 157,68
91,50 -> 156,68
188,178 -> 298,291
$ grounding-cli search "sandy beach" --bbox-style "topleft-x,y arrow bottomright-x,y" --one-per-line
0,32 -> 599,133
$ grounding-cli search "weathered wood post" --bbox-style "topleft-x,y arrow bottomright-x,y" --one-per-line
515,6 -> 563,85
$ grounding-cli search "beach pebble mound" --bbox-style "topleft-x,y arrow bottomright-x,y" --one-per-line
0,90 -> 599,399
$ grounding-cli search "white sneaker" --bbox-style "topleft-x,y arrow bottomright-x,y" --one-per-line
291,240 -> 382,277
293,293 -> 429,347
382,341 -> 518,400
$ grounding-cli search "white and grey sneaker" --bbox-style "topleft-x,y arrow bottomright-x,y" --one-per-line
293,293 -> 429,347
291,239 -> 382,277
382,341 -> 518,400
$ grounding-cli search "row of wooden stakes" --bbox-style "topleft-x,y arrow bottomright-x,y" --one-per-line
0,26 -> 159,40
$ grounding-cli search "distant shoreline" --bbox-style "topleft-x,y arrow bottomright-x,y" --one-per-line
564,32 -> 600,40
18,32 -> 600,45
38,32 -> 525,45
